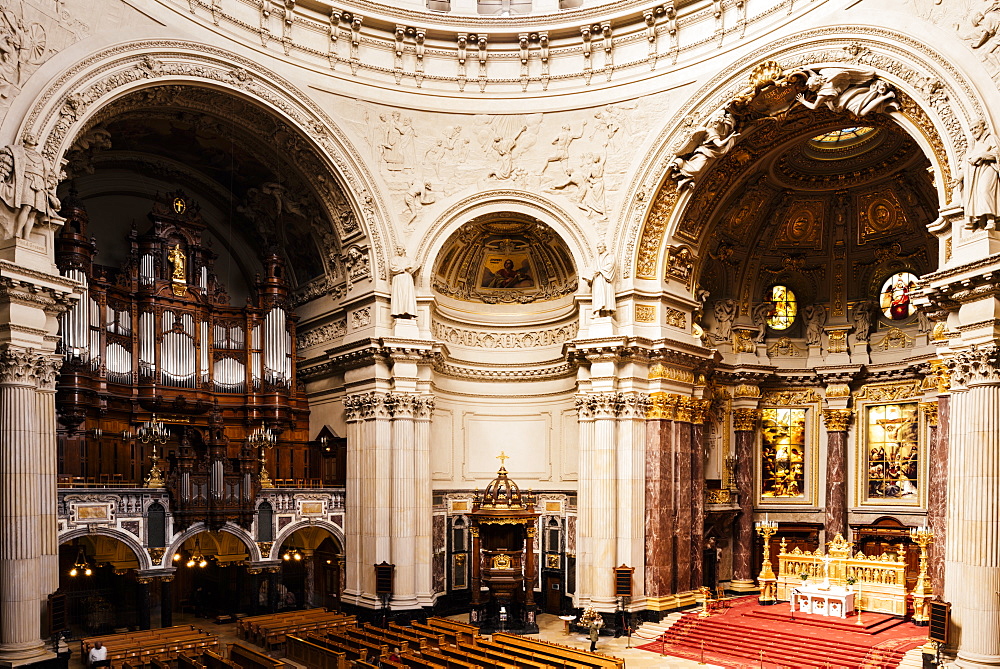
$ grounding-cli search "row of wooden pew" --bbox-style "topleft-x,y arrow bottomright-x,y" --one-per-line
82,625 -> 219,669
280,616 -> 624,669
236,608 -> 356,649
123,642 -> 286,669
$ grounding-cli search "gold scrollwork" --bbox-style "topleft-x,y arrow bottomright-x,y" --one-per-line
635,305 -> 656,323
734,329 -> 756,353
761,389 -> 821,406
147,547 -> 166,565
827,329 -> 848,353
492,554 -> 512,570
822,408 -> 854,432
854,380 -> 922,402
919,402 -> 939,427
825,384 -> 851,399
705,488 -> 733,504
734,384 -> 761,398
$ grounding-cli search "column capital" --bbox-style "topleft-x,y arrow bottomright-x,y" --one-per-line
919,401 -> 939,427
34,354 -> 62,391
947,344 -> 1000,388
0,345 -> 43,386
822,408 -> 854,431
733,408 -> 761,432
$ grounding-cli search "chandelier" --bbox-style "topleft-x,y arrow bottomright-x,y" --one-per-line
282,544 -> 303,562
184,537 -> 208,568
249,421 -> 277,488
69,545 -> 93,577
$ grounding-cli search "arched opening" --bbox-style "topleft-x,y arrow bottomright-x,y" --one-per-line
169,530 -> 251,620
275,527 -> 344,612
58,535 -> 143,635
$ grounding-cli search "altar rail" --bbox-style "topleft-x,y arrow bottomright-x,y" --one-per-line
776,541 -> 908,616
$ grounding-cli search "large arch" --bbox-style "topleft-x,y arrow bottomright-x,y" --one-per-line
57,526 -> 152,571
163,522 -> 262,568
269,520 -> 346,561
620,27 -> 985,287
4,39 -> 395,284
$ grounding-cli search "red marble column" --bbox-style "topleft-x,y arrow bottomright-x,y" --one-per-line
926,398 -> 947,599
470,526 -> 482,605
731,409 -> 759,586
644,415 -> 673,597
822,409 -> 853,539
524,524 -> 536,608
690,415 -> 706,590
674,419 -> 692,590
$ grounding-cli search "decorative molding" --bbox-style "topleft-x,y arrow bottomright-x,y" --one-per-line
947,345 -> 1000,388
733,384 -> 760,399
822,408 -> 853,432
825,383 -> 851,399
648,362 -> 696,384
635,304 -> 656,323
298,319 -> 347,349
432,322 -> 578,349
854,379 -> 922,402
664,307 -> 686,329
761,389 -> 821,406
872,327 -> 914,351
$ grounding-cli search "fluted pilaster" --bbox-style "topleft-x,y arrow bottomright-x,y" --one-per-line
945,346 -> 1000,666
36,356 -> 60,635
0,347 -> 46,661
388,394 -> 417,609
413,397 -> 435,607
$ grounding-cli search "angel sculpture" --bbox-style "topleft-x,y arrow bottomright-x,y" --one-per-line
795,67 -> 898,118
668,107 -> 741,189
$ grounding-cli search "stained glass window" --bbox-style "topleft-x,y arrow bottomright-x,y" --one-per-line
765,285 -> 797,330
866,403 -> 919,500
761,408 -> 806,498
879,271 -> 918,321
810,127 -> 875,144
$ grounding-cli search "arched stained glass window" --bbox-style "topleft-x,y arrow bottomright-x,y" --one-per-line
766,285 -> 797,330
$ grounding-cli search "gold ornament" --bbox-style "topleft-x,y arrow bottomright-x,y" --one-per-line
733,408 -> 761,431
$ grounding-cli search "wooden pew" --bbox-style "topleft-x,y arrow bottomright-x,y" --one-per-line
420,648 -> 479,669
439,643 -> 518,669
473,639 -> 562,669
201,649 -> 237,669
457,641 -> 551,669
285,634 -> 348,669
228,642 -> 286,669
491,633 -> 624,669
426,618 -> 479,644
389,622 -> 442,649
179,655 -> 207,669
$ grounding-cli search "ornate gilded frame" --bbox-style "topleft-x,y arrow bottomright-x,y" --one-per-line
853,380 -> 926,508
755,389 -> 822,507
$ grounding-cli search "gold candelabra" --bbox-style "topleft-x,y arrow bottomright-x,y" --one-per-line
909,525 -> 934,625
756,518 -> 778,605
138,414 -> 168,488
248,421 -> 277,488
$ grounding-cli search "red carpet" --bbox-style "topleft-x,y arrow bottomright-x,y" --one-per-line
636,596 -> 928,668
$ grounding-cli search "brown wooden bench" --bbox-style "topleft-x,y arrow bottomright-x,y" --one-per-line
228,642 -> 286,669
473,639 -> 560,669
285,634 -> 348,669
492,633 -> 624,669
179,655 -> 207,669
459,640 -> 552,669
426,618 -> 479,644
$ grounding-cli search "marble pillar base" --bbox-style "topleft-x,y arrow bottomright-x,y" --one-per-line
0,649 -> 56,668
729,579 -> 758,592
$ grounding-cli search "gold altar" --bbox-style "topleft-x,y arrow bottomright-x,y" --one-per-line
775,534 -> 908,616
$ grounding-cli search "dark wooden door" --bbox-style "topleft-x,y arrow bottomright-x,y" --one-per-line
543,574 -> 561,614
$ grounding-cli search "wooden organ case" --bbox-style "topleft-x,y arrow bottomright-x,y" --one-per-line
55,191 -> 319,530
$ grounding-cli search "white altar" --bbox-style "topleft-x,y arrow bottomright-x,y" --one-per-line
791,584 -> 855,618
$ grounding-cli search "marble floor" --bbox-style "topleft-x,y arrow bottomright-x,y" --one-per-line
66,610 -> 715,668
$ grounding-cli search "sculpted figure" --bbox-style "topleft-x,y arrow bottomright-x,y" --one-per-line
403,180 -> 435,225
578,153 -> 607,218
488,124 -> 528,180
714,298 -> 736,342
542,122 -> 585,175
751,302 -> 773,344
588,244 -> 616,317
795,68 -> 898,117
389,247 -> 418,319
668,107 -> 740,189
803,304 -> 826,346
853,301 -> 875,343
962,119 -> 1000,230
0,134 -> 60,240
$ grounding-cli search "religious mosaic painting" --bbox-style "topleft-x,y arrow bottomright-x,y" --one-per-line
765,285 -> 798,331
760,408 -> 806,498
879,271 -> 918,321
865,403 -> 919,501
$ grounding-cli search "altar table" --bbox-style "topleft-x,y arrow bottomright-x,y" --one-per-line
791,584 -> 855,618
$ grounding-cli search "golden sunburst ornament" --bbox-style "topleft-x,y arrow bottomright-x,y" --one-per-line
748,60 -> 784,90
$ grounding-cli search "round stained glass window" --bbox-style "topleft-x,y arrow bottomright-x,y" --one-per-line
766,285 -> 797,330
879,271 -> 919,320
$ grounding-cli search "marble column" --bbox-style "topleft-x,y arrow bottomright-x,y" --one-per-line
590,394 -> 618,609
822,409 -> 853,539
644,397 -> 674,598
673,415 -> 693,591
925,396 -> 948,600
413,397 -> 435,608
36,356 -> 60,634
731,408 -> 760,588
136,578 -> 152,630
524,524 -> 536,609
0,347 -> 47,663
470,527 -> 482,606
303,550 -> 316,609
161,577 -> 174,627
389,395 -> 417,609
944,347 -> 1000,667
266,569 -> 279,613
689,401 -> 708,590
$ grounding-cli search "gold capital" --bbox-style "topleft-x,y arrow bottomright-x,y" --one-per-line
822,408 -> 854,431
733,408 -> 761,432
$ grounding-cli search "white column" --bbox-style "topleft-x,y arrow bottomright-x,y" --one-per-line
615,393 -> 647,600
36,356 -> 61,630
0,347 -> 46,663
413,396 -> 435,607
945,346 -> 1000,667
590,393 -> 618,610
574,395 -> 595,608
343,395 -> 365,603
389,395 -> 417,609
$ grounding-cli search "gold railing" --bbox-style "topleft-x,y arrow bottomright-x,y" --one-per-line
776,534 -> 908,615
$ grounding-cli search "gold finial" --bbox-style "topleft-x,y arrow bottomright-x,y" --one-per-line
497,451 -> 509,470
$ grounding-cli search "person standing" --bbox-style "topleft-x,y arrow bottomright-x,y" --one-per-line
588,625 -> 599,652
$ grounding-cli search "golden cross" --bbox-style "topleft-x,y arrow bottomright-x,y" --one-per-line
497,451 -> 509,469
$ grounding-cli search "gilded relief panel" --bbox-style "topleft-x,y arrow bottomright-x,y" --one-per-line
774,200 -> 824,250
857,189 -> 910,245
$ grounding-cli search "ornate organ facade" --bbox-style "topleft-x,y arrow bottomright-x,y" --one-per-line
54,191 -> 321,529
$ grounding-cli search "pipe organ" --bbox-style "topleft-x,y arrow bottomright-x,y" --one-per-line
55,190 -> 323,529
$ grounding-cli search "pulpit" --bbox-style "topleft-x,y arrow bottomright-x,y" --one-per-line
469,453 -> 539,633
